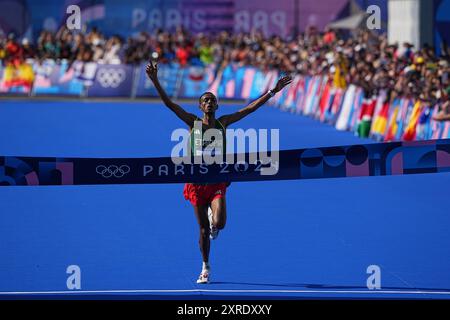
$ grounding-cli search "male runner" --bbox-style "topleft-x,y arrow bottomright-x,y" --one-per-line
146,60 -> 292,283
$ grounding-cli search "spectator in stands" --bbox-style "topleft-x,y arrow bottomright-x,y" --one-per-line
323,27 -> 336,45
175,40 -> 190,66
5,33 -> 23,67
102,36 -> 122,64
198,37 -> 213,65
433,86 -> 450,121
21,39 -> 35,60
0,41 -> 5,61
124,38 -> 137,64
39,31 -> 57,59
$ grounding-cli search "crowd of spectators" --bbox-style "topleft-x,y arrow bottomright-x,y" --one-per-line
1,25 -> 449,119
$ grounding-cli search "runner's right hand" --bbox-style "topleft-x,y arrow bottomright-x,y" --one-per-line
146,60 -> 158,81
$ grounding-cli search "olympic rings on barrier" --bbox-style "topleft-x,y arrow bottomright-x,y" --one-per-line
96,165 -> 130,178
96,68 -> 126,88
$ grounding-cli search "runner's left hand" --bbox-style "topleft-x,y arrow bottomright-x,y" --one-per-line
273,75 -> 293,93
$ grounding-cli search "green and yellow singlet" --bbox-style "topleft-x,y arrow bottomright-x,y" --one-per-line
190,118 -> 226,159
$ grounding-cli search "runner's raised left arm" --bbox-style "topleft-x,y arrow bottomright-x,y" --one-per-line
219,75 -> 292,127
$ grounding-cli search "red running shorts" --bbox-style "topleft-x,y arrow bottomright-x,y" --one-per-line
183,182 -> 228,206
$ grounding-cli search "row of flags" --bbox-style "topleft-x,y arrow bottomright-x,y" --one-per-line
269,75 -> 450,141
1,60 -> 449,142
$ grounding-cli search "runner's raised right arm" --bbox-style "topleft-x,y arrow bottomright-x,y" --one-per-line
146,60 -> 197,127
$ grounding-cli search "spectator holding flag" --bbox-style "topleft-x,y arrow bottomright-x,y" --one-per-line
433,88 -> 450,121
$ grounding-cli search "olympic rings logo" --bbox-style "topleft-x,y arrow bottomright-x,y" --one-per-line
96,165 -> 130,178
96,68 -> 126,88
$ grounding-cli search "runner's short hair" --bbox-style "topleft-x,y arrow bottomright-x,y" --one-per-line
199,92 -> 218,104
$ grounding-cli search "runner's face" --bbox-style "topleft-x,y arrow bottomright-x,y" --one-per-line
200,94 -> 218,114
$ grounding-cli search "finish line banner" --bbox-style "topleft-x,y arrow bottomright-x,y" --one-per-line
1,139 -> 450,186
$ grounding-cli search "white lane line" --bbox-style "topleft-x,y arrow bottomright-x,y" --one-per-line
0,289 -> 450,295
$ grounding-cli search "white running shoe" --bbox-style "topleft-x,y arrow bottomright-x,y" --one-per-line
208,207 -> 219,240
196,269 -> 210,284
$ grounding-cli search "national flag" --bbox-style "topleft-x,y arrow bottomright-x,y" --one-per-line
0,62 -> 34,93
371,101 -> 390,139
304,76 -> 320,115
283,75 -> 301,111
402,100 -> 422,141
369,90 -> 388,135
442,122 -> 450,139
395,98 -> 412,140
415,105 -> 432,140
318,79 -> 332,121
431,104 -> 444,139
311,76 -> 325,117
355,96 -> 376,138
335,84 -> 357,131
328,88 -> 344,124
296,77 -> 310,114
384,99 -> 401,141
348,87 -> 363,131
248,69 -> 266,99
240,67 -> 256,100
295,77 -> 306,114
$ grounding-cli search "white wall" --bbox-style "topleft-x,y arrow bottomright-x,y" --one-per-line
388,0 -> 420,48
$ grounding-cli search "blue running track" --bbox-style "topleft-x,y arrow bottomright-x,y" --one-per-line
0,100 -> 449,299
